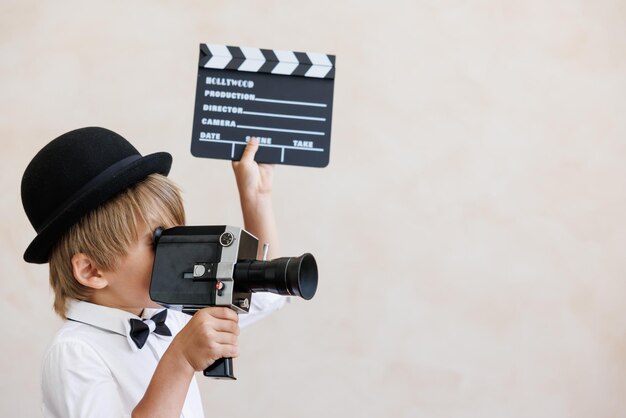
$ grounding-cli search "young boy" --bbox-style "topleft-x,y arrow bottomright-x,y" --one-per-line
21,126 -> 285,417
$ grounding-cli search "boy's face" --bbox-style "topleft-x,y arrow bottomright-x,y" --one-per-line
97,217 -> 161,314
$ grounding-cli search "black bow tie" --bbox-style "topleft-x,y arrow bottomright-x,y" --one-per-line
129,309 -> 172,349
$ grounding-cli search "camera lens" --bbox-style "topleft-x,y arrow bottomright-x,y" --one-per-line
233,253 -> 318,300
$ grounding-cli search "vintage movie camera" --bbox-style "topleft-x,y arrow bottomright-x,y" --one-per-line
149,225 -> 318,379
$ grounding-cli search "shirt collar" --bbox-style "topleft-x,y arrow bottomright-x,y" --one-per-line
66,300 -> 169,351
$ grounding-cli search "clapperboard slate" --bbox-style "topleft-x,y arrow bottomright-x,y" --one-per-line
190,44 -> 336,167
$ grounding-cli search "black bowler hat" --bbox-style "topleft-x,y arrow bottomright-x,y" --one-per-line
21,127 -> 172,264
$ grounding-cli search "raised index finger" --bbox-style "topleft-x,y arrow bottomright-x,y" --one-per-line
239,137 -> 259,163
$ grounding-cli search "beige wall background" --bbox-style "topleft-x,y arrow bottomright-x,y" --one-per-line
1,0 -> 625,417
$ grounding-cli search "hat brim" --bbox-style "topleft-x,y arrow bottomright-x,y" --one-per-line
24,152 -> 172,264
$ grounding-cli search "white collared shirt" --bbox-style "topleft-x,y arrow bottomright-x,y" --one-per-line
42,294 -> 287,418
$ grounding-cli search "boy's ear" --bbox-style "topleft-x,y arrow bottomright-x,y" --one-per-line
71,253 -> 108,289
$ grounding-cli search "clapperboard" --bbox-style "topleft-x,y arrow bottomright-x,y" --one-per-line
190,44 -> 336,167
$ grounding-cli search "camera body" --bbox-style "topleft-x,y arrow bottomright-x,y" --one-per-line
150,225 -> 258,315
149,225 -> 318,379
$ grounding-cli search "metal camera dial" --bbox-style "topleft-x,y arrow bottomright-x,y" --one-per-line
219,231 -> 234,247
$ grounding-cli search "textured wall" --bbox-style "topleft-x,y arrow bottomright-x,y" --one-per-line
2,1 -> 626,417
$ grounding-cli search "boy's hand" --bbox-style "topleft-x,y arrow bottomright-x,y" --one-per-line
232,137 -> 274,204
171,307 -> 240,372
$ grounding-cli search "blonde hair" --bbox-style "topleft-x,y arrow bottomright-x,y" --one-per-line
48,174 -> 185,318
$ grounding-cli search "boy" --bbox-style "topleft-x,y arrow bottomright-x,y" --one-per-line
21,126 -> 284,417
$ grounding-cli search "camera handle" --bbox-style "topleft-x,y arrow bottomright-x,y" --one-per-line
202,243 -> 269,380
203,358 -> 236,379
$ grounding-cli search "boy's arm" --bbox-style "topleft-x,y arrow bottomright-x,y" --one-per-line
232,138 -> 280,259
132,346 -> 194,418
232,138 -> 289,327
132,307 -> 239,418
